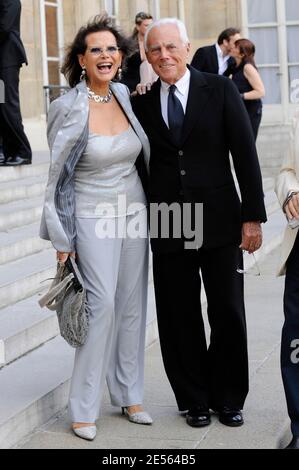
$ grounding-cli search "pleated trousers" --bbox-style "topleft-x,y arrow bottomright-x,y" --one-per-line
68,210 -> 149,423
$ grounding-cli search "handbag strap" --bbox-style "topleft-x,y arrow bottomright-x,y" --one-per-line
38,272 -> 74,310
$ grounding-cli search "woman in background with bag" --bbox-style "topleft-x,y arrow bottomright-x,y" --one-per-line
40,14 -> 152,442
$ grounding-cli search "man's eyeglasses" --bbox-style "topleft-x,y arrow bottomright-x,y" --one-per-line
237,251 -> 261,276
87,46 -> 120,56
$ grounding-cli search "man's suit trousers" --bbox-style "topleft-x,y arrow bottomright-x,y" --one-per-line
0,66 -> 31,161
153,244 -> 248,411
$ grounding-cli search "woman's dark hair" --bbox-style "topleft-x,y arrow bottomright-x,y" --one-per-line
234,38 -> 257,67
61,13 -> 133,88
132,11 -> 153,39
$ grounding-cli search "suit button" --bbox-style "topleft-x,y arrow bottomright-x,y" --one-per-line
181,170 -> 186,176
178,150 -> 184,156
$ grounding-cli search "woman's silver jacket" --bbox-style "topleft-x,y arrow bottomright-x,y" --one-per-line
39,80 -> 150,253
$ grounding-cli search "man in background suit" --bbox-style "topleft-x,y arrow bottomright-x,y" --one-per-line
132,18 -> 266,428
191,27 -> 240,76
0,0 -> 32,166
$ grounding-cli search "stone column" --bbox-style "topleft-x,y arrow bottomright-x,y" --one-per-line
20,0 -> 44,118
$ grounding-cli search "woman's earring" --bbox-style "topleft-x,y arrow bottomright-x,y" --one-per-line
80,67 -> 86,81
117,67 -> 122,81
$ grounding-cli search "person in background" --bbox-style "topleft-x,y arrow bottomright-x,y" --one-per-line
0,0 -> 32,166
121,12 -> 157,92
191,27 -> 240,76
275,109 -> 299,450
40,14 -> 152,442
230,38 -> 265,141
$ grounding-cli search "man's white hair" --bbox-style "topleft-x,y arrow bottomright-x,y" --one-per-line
144,18 -> 190,51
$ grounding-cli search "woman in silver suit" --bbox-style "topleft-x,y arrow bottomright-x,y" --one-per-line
40,14 -> 152,441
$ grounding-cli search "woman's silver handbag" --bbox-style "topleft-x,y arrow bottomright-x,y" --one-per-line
38,257 -> 90,348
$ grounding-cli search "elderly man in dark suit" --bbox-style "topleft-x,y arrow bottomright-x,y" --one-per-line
191,27 -> 240,76
132,18 -> 266,428
0,0 -> 32,166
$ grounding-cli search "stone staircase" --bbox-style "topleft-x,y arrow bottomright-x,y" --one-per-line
0,158 -> 286,449
256,124 -> 291,178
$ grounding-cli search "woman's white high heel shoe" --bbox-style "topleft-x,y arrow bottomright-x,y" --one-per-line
72,425 -> 97,441
122,407 -> 153,425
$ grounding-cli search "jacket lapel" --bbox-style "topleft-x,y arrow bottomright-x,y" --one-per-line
50,81 -> 89,169
111,81 -> 150,174
181,67 -> 213,146
149,79 -> 175,146
149,69 -> 213,148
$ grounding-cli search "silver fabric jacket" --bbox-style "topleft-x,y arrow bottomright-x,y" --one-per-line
39,80 -> 150,253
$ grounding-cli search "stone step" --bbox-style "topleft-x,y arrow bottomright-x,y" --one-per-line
263,177 -> 275,193
0,162 -> 49,184
0,248 -> 56,309
0,283 -> 158,449
0,335 -> 74,449
0,272 -> 156,367
0,196 -> 44,231
0,294 -> 59,368
0,174 -> 47,205
0,222 -> 51,266
264,187 -> 280,217
257,124 -> 290,172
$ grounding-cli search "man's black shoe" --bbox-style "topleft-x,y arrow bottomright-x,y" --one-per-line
186,406 -> 211,427
285,436 -> 299,449
5,156 -> 31,166
217,407 -> 244,427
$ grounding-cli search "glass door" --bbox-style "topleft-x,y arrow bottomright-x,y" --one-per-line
286,0 -> 299,107
242,0 -> 299,124
40,0 -> 64,86
103,0 -> 119,23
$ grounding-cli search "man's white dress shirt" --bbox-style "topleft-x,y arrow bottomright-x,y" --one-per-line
160,69 -> 191,128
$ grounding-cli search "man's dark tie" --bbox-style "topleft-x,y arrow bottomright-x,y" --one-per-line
167,84 -> 185,146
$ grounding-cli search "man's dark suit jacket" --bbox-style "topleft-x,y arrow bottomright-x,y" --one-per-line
0,0 -> 27,68
132,66 -> 267,253
191,45 -> 235,76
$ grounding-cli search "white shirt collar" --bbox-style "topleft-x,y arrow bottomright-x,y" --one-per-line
216,43 -> 229,61
160,68 -> 191,97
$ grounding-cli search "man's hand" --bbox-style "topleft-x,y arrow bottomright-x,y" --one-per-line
240,221 -> 262,254
285,193 -> 299,221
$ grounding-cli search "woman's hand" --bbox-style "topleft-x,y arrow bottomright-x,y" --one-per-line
136,82 -> 153,95
286,193 -> 299,221
56,251 -> 76,265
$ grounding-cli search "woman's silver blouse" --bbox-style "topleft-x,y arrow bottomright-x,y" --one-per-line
74,126 -> 147,218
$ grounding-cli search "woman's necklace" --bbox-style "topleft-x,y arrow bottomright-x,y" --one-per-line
87,86 -> 112,104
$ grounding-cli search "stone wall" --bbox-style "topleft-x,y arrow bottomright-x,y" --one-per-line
20,0 -> 44,118
19,0 -> 243,118
185,0 -> 242,54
